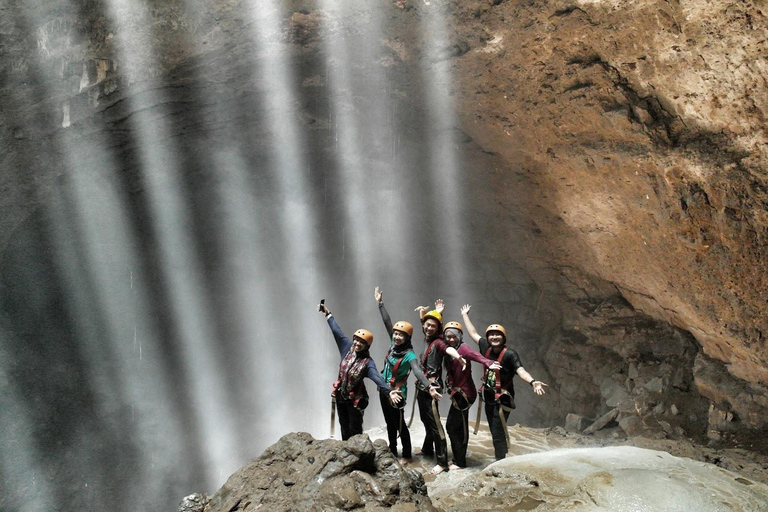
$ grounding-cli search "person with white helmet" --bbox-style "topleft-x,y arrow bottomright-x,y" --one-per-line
413,300 -> 466,474
461,304 -> 548,460
374,287 -> 440,465
320,300 -> 402,441
441,319 -> 500,469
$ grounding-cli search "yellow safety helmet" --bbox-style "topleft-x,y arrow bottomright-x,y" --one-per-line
485,324 -> 507,341
353,329 -> 374,347
422,310 -> 443,324
393,321 -> 414,337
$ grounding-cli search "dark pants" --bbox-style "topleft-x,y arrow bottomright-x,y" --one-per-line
380,392 -> 411,458
337,400 -> 364,441
484,398 -> 511,460
446,403 -> 471,467
416,387 -> 448,468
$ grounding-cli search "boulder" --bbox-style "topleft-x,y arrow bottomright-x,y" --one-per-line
201,433 -> 436,512
565,413 -> 590,432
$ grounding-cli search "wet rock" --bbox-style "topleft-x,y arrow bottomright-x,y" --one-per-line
565,413 -> 590,432
177,493 -> 208,512
584,409 -> 618,435
601,376 -> 631,407
204,433 -> 436,512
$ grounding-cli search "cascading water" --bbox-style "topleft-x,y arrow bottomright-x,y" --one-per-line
0,1 -> 477,510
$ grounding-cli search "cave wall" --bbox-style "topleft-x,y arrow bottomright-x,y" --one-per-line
446,0 -> 768,439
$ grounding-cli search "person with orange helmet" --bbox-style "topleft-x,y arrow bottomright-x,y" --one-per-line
374,287 -> 440,464
319,300 -> 402,441
441,319 -> 501,469
461,304 -> 548,460
413,300 -> 466,474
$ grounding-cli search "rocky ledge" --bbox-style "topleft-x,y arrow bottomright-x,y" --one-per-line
180,425 -> 768,512
180,432 -> 437,512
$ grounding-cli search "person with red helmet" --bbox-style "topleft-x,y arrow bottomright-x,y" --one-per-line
413,300 -> 466,474
461,304 -> 547,460
320,300 -> 402,441
374,287 -> 440,464
441,320 -> 500,469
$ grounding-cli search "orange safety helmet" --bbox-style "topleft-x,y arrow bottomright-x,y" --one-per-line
353,329 -> 374,347
422,310 -> 443,325
485,324 -> 507,341
443,321 -> 463,333
393,321 -> 414,337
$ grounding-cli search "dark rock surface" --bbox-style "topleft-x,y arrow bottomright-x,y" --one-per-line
200,432 -> 436,512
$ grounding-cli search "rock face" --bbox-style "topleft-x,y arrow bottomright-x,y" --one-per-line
446,0 -> 768,439
429,446 -> 768,511
198,433 -> 436,512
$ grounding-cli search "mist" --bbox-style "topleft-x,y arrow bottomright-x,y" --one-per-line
0,1 -> 504,510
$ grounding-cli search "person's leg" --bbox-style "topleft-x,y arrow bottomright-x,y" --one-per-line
430,397 -> 448,471
348,404 -> 364,437
485,400 -> 508,460
446,405 -> 464,468
398,402 -> 413,459
337,401 -> 351,441
380,393 -> 399,456
417,388 -> 435,455
452,407 -> 470,468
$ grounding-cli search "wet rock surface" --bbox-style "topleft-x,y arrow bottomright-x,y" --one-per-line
200,432 -> 436,512
188,425 -> 768,512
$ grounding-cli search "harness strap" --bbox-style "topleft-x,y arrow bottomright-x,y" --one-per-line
473,392 -> 483,434
330,397 -> 337,438
499,403 -> 514,447
483,346 -> 510,401
421,339 -> 439,379
432,397 -> 446,441
407,393 -> 417,427
388,355 -> 407,389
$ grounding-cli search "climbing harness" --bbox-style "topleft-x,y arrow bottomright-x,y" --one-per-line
478,346 -> 517,445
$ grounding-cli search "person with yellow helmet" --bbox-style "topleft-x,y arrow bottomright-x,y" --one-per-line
319,300 -> 402,441
413,300 -> 466,474
374,287 -> 440,465
441,319 -> 501,469
461,304 -> 548,460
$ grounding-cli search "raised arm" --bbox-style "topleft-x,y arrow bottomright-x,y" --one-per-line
319,302 -> 352,356
460,304 -> 481,344
414,305 -> 428,320
375,287 -> 394,338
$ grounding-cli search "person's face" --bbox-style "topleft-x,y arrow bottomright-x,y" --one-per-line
444,331 -> 459,347
352,337 -> 369,353
423,318 -> 439,338
393,330 -> 408,346
488,331 -> 505,348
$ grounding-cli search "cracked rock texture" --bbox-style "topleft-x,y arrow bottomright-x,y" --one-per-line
448,0 -> 768,442
196,433 -> 436,512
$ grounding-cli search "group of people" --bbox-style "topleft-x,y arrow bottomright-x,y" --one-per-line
319,288 -> 547,475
